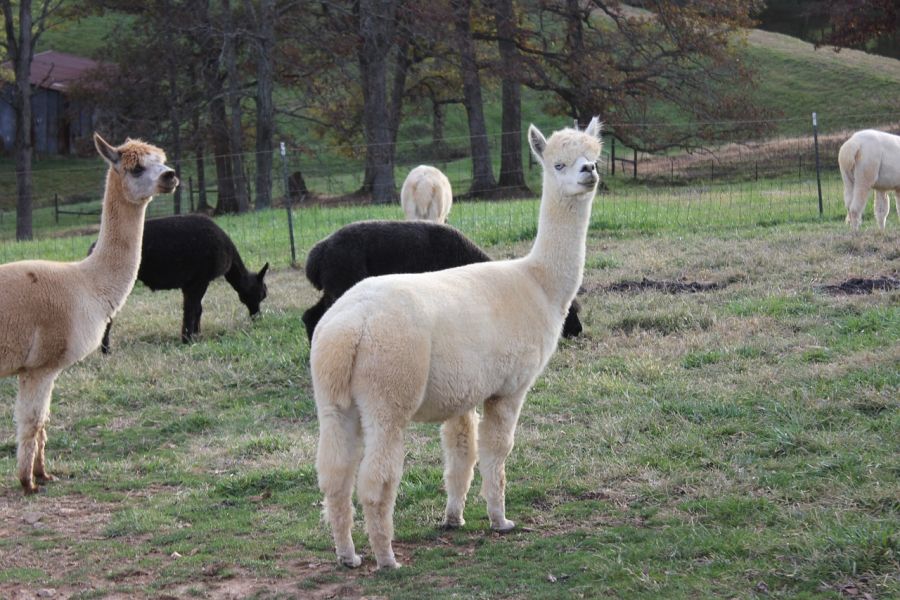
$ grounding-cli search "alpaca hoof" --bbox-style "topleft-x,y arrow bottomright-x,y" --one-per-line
338,553 -> 362,569
34,473 -> 55,484
491,519 -> 516,533
21,483 -> 40,495
376,558 -> 401,570
440,516 -> 465,530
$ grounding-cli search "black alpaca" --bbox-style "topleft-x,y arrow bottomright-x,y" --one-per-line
301,220 -> 583,341
92,214 -> 269,352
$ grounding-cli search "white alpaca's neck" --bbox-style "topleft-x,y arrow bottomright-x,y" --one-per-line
524,178 -> 593,308
81,169 -> 149,316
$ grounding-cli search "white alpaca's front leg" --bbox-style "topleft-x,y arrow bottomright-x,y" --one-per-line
441,409 -> 479,528
316,406 -> 364,568
478,391 -> 527,532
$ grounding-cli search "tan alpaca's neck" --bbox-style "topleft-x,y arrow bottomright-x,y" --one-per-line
524,181 -> 593,308
81,168 -> 149,315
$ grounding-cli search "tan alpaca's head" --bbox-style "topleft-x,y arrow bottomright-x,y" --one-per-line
528,117 -> 603,199
94,133 -> 179,203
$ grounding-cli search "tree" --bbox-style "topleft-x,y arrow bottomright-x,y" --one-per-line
491,0 -> 530,195
818,0 -> 899,58
452,0 -> 497,197
0,0 -> 67,241
246,0 -> 277,210
516,0 -> 770,152
357,0 -> 400,204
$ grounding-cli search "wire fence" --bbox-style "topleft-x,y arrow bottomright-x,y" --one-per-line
0,115 -> 893,269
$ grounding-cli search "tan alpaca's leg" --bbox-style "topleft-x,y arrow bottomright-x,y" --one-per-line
478,391 -> 527,532
874,191 -> 890,229
441,409 -> 479,528
33,426 -> 55,484
356,414 -> 407,569
316,405 -> 364,568
15,372 -> 57,494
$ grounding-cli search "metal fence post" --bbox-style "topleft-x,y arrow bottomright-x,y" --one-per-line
813,112 -> 823,217
633,148 -> 637,180
281,142 -> 297,267
611,137 -> 616,176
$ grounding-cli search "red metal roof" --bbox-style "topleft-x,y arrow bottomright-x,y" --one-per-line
11,50 -> 102,92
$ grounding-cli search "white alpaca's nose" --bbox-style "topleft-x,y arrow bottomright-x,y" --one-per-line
581,162 -> 597,173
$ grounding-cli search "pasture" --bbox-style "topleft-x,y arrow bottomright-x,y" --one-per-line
0,197 -> 897,598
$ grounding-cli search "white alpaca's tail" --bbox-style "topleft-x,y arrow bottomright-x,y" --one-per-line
310,313 -> 362,412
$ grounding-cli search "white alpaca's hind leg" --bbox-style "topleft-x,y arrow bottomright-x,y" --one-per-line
356,413 -> 407,569
478,390 -> 527,532
441,409 -> 479,528
874,190 -> 890,229
316,405 -> 364,568
15,372 -> 57,494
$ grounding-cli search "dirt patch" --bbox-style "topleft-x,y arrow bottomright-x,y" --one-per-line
604,277 -> 726,294
820,276 -> 900,295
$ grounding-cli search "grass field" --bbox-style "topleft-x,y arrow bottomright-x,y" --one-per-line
0,199 -> 897,598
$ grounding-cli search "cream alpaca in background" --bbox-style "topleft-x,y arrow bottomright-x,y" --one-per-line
400,165 -> 453,223
838,129 -> 900,230
311,117 -> 603,569
0,134 -> 177,494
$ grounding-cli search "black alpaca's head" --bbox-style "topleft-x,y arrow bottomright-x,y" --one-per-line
239,262 -> 270,317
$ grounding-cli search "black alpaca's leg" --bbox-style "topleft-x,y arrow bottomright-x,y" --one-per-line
101,320 -> 113,354
302,294 -> 335,342
181,283 -> 209,343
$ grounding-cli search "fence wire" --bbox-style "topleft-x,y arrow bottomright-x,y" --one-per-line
0,118 -> 891,269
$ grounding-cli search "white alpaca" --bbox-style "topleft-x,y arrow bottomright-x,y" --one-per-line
838,129 -> 900,230
400,165 -> 453,223
311,118 -> 602,569
0,134 -> 177,494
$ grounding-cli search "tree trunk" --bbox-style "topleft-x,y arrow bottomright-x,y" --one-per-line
452,0 -> 497,197
4,0 -> 36,240
168,58 -> 183,214
223,0 -> 249,212
250,0 -> 275,210
432,99 -> 446,150
494,0 -> 529,193
357,0 -> 398,204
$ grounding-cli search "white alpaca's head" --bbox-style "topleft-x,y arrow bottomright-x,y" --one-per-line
528,117 -> 603,199
94,133 -> 179,204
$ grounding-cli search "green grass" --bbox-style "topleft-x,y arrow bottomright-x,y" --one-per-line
0,205 -> 898,599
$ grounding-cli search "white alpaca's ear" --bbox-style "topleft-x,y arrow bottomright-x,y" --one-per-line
94,133 -> 120,166
528,124 -> 547,164
584,117 -> 602,140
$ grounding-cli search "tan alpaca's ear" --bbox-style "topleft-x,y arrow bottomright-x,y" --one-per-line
584,117 -> 602,140
94,133 -> 120,166
528,124 -> 546,164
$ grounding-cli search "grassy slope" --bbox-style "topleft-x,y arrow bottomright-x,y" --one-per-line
0,218 -> 897,599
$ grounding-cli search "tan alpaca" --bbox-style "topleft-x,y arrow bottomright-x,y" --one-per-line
311,118 -> 602,569
400,165 -> 453,224
0,133 -> 177,494
839,129 -> 900,230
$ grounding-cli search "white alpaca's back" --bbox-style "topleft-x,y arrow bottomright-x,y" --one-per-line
400,165 -> 453,224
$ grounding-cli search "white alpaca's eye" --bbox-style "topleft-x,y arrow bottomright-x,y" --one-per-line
554,163 -> 565,171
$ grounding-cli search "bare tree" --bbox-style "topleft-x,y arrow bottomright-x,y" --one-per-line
0,0 -> 66,240
246,0 -> 277,210
452,0 -> 497,197
357,0 -> 399,203
491,0 -> 529,195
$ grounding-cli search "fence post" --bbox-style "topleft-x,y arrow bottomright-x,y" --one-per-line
812,112 -> 823,217
281,142 -> 297,267
611,138 -> 616,176
633,148 -> 637,180
54,193 -> 59,224
188,176 -> 195,212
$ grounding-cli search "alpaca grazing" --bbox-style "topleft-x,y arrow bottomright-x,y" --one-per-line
301,220 -> 583,342
838,129 -> 900,230
311,118 -> 602,569
95,214 -> 269,351
0,134 -> 177,494
400,165 -> 453,223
